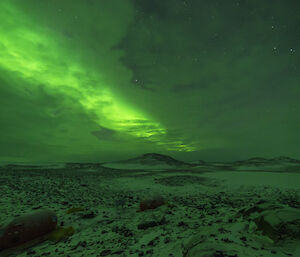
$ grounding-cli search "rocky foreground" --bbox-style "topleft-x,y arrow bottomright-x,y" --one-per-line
0,165 -> 299,257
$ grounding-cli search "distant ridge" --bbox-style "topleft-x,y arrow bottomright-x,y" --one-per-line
231,156 -> 300,165
109,153 -> 195,167
117,153 -> 193,167
247,157 -> 269,162
1,155 -> 299,169
186,156 -> 300,171
270,156 -> 300,163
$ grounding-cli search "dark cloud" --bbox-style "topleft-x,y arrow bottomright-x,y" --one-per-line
91,127 -> 116,141
171,83 -> 204,93
132,0 -> 169,19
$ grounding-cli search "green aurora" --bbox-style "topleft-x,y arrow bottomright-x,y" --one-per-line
0,0 -> 299,163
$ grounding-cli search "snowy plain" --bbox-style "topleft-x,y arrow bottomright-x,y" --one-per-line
0,155 -> 300,257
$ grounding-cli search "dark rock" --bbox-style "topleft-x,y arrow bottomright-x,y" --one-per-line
32,206 -> 42,210
240,236 -> 247,241
178,221 -> 187,227
112,250 -> 124,255
146,249 -> 154,255
112,225 -> 133,237
164,237 -> 171,243
81,212 -> 96,219
221,237 -> 233,243
41,252 -> 51,256
147,236 -> 159,246
72,241 -> 87,250
243,202 -> 300,242
26,250 -> 36,255
100,249 -> 112,256
138,221 -> 158,230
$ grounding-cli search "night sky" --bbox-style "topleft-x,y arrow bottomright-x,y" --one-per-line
0,0 -> 299,163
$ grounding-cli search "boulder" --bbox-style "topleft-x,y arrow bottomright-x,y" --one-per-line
0,209 -> 57,251
181,201 -> 300,257
240,201 -> 300,242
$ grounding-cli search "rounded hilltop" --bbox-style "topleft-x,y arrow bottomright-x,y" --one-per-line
134,153 -> 191,167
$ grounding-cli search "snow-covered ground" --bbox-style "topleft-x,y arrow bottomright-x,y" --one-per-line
200,171 -> 300,189
0,161 -> 299,257
0,162 -> 66,169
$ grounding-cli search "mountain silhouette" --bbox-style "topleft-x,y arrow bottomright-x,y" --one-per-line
112,153 -> 193,167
